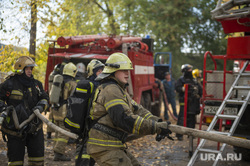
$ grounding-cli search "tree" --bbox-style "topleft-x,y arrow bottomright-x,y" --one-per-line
0,45 -> 30,73
45,0 -> 151,38
29,0 -> 37,56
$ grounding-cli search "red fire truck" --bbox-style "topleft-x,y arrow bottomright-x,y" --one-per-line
198,0 -> 250,161
45,35 -> 172,116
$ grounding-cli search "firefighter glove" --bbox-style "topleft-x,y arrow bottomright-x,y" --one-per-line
156,121 -> 173,141
1,106 -> 14,115
158,121 -> 172,135
32,105 -> 43,113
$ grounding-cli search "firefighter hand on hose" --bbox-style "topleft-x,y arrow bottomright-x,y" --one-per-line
86,53 -> 172,166
51,62 -> 77,161
175,64 -> 202,141
0,56 -> 49,166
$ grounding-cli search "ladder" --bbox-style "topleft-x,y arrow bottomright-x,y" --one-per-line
188,60 -> 250,166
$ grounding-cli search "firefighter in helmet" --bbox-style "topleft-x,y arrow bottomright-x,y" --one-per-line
86,53 -> 172,165
0,56 -> 49,165
47,63 -> 62,139
175,64 -> 202,141
87,59 -> 105,87
75,59 -> 104,166
52,62 -> 77,161
47,61 -> 69,139
192,68 -> 203,85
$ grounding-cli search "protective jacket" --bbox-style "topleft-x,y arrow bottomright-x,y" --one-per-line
0,74 -> 49,133
175,76 -> 202,101
175,76 -> 202,114
0,73 -> 49,165
52,75 -> 77,121
87,76 -> 160,154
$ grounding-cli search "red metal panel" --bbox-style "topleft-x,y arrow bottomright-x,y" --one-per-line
220,18 -> 250,34
227,36 -> 250,57
184,84 -> 188,127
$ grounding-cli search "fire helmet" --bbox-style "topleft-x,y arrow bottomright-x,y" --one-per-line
87,59 -> 104,77
63,62 -> 77,77
95,53 -> 133,81
181,64 -> 193,73
52,63 -> 62,75
14,56 -> 37,74
76,62 -> 86,73
103,53 -> 133,73
192,69 -> 202,78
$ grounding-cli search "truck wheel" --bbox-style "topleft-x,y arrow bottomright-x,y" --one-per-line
140,93 -> 151,112
151,92 -> 163,117
234,146 -> 250,161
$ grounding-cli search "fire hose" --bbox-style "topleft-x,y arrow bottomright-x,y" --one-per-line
33,109 -> 78,139
0,107 -> 78,140
157,78 -> 178,121
2,108 -> 250,149
33,109 -> 250,149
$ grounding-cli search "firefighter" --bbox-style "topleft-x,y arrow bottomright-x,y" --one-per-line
47,63 -> 63,139
0,56 -> 49,166
75,59 -> 104,166
86,53 -> 172,165
192,68 -> 203,86
87,59 -> 105,87
175,64 -> 202,141
52,62 -> 77,161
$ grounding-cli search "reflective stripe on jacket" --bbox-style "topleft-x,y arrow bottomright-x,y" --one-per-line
87,77 -> 159,154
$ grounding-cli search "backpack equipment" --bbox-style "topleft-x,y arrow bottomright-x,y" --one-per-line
49,74 -> 64,105
64,80 -> 94,135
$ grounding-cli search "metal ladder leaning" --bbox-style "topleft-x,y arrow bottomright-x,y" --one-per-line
188,60 -> 250,166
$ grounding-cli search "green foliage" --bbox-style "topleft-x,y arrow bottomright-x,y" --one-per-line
1,0 -> 233,84
32,42 -> 49,84
0,43 -> 48,84
0,45 -> 29,73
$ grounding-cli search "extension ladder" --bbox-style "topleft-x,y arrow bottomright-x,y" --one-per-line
188,60 -> 250,166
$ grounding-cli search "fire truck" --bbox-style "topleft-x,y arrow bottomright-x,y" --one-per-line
197,0 -> 250,162
45,35 -> 172,117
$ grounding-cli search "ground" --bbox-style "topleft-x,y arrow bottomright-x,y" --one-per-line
0,102 -> 249,166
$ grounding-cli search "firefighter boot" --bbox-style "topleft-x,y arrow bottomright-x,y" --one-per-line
53,152 -> 71,161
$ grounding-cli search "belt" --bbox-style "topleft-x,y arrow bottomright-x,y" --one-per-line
1,126 -> 22,138
92,123 -> 128,143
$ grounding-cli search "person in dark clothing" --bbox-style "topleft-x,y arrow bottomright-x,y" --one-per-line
162,72 -> 178,120
0,56 -> 49,166
175,64 -> 202,141
75,59 -> 104,166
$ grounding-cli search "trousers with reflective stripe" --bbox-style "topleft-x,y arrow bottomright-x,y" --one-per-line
53,120 -> 69,154
7,129 -> 44,166
75,144 -> 95,166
